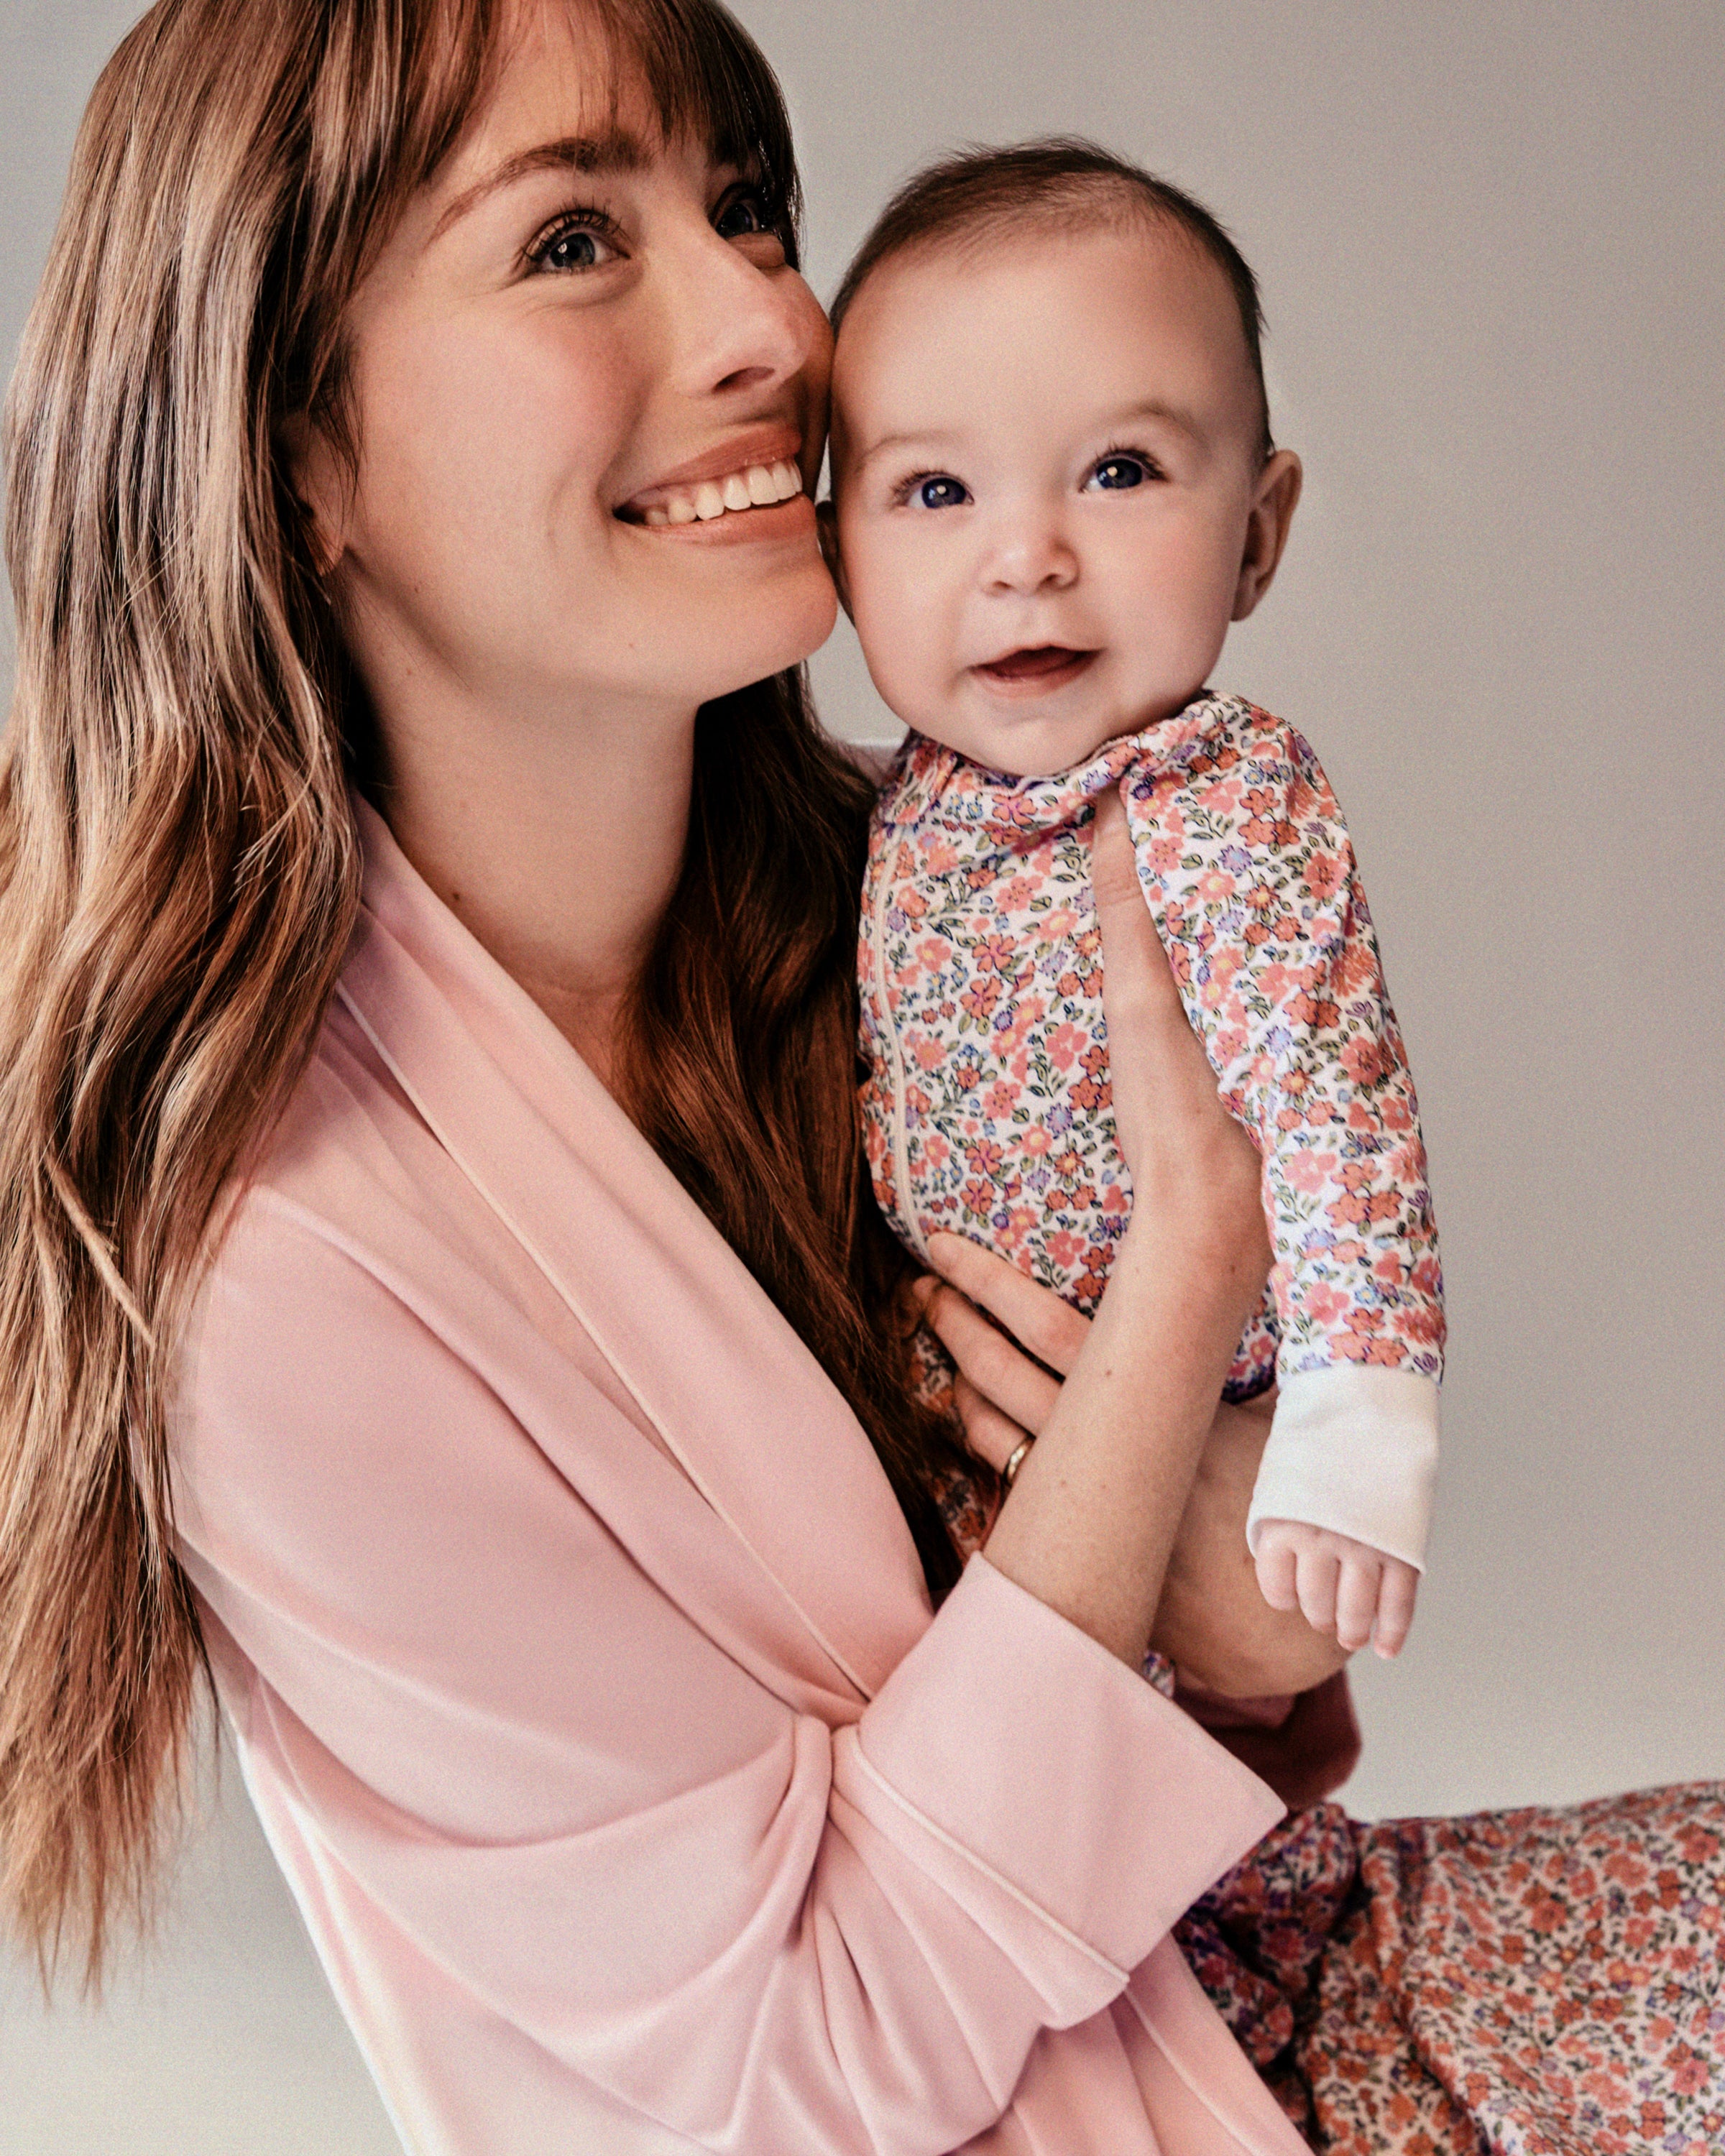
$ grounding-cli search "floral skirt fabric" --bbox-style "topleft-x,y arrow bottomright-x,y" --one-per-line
1177,1784 -> 1725,2153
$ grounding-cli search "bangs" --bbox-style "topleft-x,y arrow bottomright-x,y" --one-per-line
578,0 -> 804,262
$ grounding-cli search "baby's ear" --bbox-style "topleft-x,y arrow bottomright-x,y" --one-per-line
1232,448 -> 1302,622
815,499 -> 853,619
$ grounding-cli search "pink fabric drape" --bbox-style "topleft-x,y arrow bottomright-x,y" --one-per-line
170,797 -> 1310,2156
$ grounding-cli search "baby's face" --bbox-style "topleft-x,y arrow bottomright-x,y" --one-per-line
829,221 -> 1297,776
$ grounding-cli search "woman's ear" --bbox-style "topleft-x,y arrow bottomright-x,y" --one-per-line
1231,448 -> 1302,622
815,499 -> 852,619
278,412 -> 350,580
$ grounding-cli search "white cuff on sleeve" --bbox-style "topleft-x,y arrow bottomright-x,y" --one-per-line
1246,1365 -> 1440,1571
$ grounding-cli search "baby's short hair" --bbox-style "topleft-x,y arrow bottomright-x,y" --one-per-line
830,138 -> 1274,464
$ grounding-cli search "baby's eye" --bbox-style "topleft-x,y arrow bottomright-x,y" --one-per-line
908,475 -> 971,510
1085,453 -> 1157,492
530,214 -> 622,275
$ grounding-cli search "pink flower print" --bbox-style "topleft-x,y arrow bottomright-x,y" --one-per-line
1284,1148 -> 1338,1196
1146,837 -> 1182,875
960,1177 -> 995,1218
1302,1282 -> 1351,1328
1070,1044 -> 1111,1114
1100,1182 -> 1128,1216
915,936 -> 952,972
1214,1026 -> 1248,1065
1303,851 -> 1346,902
964,1139 -> 1005,1179
1289,988 -> 1342,1029
980,1081 -> 1019,1119
960,977 -> 1001,1024
912,1036 -> 949,1072
974,933 -> 1017,977
1333,940 -> 1379,997
1044,1021 -> 1085,1072
923,1133 -> 951,1172
1020,1124 -> 1053,1158
1196,867 -> 1238,904
1341,1036 -> 1386,1089
1045,1228 -> 1084,1267
1380,1092 -> 1413,1131
1396,1303 -> 1445,1346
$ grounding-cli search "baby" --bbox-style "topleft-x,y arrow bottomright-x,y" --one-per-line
824,142 -> 1443,1657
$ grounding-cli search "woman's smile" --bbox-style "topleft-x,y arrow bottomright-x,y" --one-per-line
617,422 -> 814,541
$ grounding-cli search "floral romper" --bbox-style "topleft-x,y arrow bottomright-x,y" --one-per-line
859,695 -> 1443,1575
861,696 -> 1725,2150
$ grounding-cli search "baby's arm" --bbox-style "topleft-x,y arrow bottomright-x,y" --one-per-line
1121,701 -> 1443,1641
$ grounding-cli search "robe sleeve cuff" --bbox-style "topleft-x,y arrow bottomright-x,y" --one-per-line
839,1553 -> 1286,2000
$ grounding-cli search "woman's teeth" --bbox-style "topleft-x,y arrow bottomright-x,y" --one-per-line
641,460 -> 804,527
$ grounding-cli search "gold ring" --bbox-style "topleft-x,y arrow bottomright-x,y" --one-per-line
1001,1436 -> 1034,1486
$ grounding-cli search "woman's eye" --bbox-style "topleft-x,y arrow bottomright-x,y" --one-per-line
1085,454 -> 1155,491
910,476 -> 971,510
530,218 -> 620,275
714,191 -> 770,239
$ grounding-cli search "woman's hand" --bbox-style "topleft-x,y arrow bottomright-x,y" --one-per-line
919,1235 -> 1349,1699
1088,790 -> 1269,1297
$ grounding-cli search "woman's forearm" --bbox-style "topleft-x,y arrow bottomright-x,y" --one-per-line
980,1220 -> 1268,1668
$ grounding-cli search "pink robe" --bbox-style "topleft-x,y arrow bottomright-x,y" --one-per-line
169,796 -> 1312,2156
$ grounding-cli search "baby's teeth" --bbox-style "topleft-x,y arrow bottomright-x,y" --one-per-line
666,496 -> 697,525
644,506 -> 671,528
771,460 -> 801,500
693,480 -> 726,521
745,463 -> 778,506
721,472 -> 753,512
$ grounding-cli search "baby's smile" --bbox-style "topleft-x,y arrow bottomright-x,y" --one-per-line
970,644 -> 1100,696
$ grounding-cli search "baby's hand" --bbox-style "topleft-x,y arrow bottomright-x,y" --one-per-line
1253,1520 -> 1419,1659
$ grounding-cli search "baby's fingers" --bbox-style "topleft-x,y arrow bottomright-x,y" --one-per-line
1254,1539 -> 1300,1613
1371,1560 -> 1420,1659
1333,1554 -> 1384,1654
1293,1543 -> 1341,1637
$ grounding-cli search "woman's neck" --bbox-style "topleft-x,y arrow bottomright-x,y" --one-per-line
370,684 -> 696,1096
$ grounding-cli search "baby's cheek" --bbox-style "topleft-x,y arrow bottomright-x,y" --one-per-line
854,579 -> 954,725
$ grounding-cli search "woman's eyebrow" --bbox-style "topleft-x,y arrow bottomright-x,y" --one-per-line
431,130 -> 650,241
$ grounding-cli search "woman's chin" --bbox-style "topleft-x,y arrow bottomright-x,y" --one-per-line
691,561 -> 839,696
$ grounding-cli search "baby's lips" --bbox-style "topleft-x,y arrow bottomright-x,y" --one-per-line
973,645 -> 1098,683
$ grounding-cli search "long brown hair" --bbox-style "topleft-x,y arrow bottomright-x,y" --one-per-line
0,0 -> 963,1985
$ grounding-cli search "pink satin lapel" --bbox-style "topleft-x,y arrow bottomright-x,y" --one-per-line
339,796 -> 932,1703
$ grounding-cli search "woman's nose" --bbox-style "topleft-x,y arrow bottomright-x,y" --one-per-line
665,221 -> 827,404
980,507 -> 1080,596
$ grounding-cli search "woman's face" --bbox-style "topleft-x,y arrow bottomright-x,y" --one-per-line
305,2 -> 837,730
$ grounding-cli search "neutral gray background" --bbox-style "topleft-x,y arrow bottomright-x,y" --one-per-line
4,2 -> 1722,2150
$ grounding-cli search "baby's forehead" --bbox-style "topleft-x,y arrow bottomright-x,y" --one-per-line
830,214 -> 1259,450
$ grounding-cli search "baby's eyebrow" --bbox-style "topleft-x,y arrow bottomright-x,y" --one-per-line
852,427 -> 965,475
1105,397 -> 1206,444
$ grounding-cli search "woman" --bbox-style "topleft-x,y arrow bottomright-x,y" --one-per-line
0,3 -> 1718,2152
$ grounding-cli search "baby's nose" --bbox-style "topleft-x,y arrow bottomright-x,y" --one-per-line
980,507 -> 1079,594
